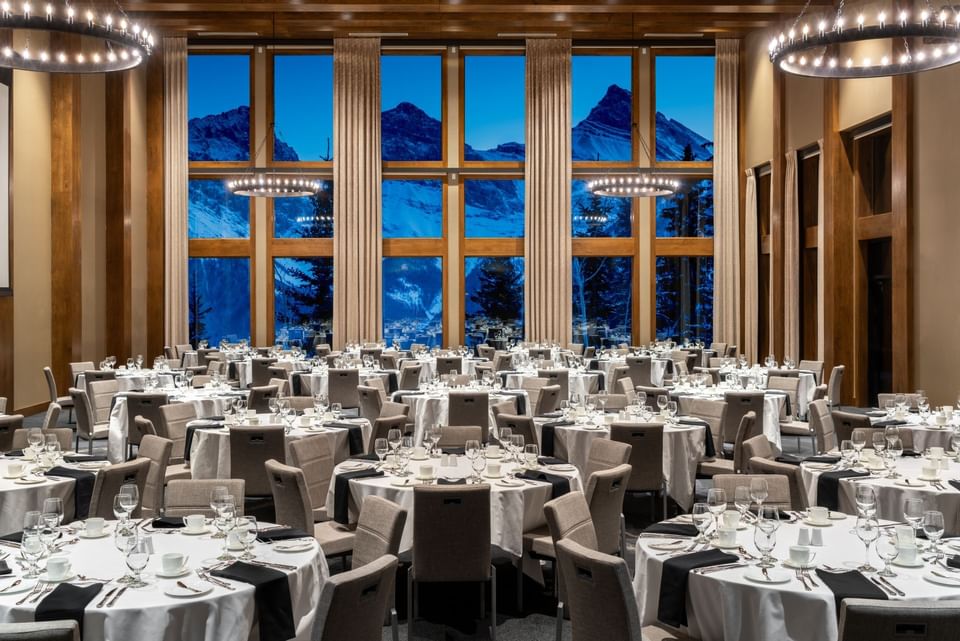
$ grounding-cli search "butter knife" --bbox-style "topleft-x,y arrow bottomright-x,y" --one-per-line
107,585 -> 128,607
96,586 -> 119,608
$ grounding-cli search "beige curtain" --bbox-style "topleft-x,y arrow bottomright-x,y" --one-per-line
524,39 -> 572,344
783,150 -> 799,360
333,38 -> 382,349
816,139 -> 825,359
163,37 -> 189,346
712,39 -> 740,347
743,168 -> 759,363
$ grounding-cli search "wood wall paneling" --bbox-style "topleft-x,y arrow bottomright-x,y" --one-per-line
769,66 -> 785,358
105,72 -> 132,361
891,74 -> 912,392
0,67 -> 11,403
146,51 -> 166,360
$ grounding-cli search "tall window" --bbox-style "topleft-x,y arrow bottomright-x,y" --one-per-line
273,54 -> 333,162
653,51 -> 715,343
464,55 -> 525,162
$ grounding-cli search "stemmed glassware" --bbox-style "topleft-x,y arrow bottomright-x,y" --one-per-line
397,437 -> 414,476
923,510 -> 945,561
387,428 -> 402,466
313,392 -> 328,417
465,440 -> 481,483
510,435 -> 525,465
855,517 -> 879,572
524,444 -> 539,469
691,503 -> 712,544
749,477 -> 769,514
657,395 -> 669,416
706,488 -> 727,537
498,427 -> 512,452
125,534 -> 152,588
235,516 -> 258,560
214,496 -> 237,560
374,438 -> 389,468
114,523 -> 139,584
734,486 -> 752,522
209,486 -> 229,538
840,440 -> 856,467
119,483 -> 139,518
876,533 -> 899,578
41,497 -> 63,536
885,437 -> 903,477
754,506 -> 780,568
421,425 -> 436,458
20,533 -> 44,578
851,431 -> 867,465
665,401 -> 678,426
331,403 -> 343,421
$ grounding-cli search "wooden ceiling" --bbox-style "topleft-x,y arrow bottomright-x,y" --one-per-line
123,0 -> 832,42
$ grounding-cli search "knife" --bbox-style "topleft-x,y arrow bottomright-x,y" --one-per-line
96,586 -> 119,608
0,579 -> 21,593
107,585 -> 128,607
876,575 -> 905,596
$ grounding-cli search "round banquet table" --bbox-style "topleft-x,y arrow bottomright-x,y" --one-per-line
188,416 -> 372,479
291,368 -> 393,397
800,454 -> 960,532
235,357 -> 311,389
862,411 -> 960,452
634,513 -> 960,641
76,370 -> 175,394
504,370 -> 601,400
324,456 -> 581,558
588,358 -> 670,388
532,415 -> 706,509
392,388 -> 529,445
0,463 -> 78,536
0,520 -> 326,641
671,384 -> 787,452
108,387 -> 247,463
398,356 -> 485,384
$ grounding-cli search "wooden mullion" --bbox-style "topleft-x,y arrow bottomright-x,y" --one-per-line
653,237 -> 714,256
855,212 -> 894,240
188,239 -> 252,257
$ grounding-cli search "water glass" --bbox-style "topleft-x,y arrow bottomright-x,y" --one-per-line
119,483 -> 139,515
691,503 -> 711,543
706,488 -> 727,535
876,534 -> 899,578
856,517 -> 879,572
125,534 -> 152,588
236,516 -> 258,560
923,510 -> 945,560
20,534 -> 45,578
749,477 -> 769,509
374,438 -> 389,467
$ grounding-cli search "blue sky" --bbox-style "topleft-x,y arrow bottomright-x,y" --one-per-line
188,55 -> 249,120
464,55 -> 525,150
382,55 -> 442,119
275,55 -> 334,161
655,55 -> 714,141
572,55 -> 632,125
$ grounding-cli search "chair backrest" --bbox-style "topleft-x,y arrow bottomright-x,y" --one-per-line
490,399 -> 517,420
175,344 -> 193,359
43,367 -> 60,404
713,473 -> 793,510
267,374 -> 290,396
88,379 -> 119,424
798,360 -> 825,384
828,364 -> 845,407
68,361 -> 95,385
494,413 -> 536,447
250,357 -> 278,388
583,346 -> 597,359
316,554 -> 399,641
89,458 -> 151,519
360,347 -> 383,366
606,366 -> 630,396
535,385 -> 562,416
832,409 -> 872,443
447,391 -> 489,435
722,391 -> 764,443
0,621 -> 81,641
125,392 -> 169,447
588,393 -> 629,411
741,434 -> 774,471
328,369 -> 361,408
436,425 -> 482,448
288,435 -> 334,515
247,385 -> 280,413
412,485 -> 491,582
543,491 -> 598,550
584,438 -> 632,482
11,428 -> 72,451
265,459 -> 312,531
369,415 -> 410,453
474,344 -> 494,360
624,356 -> 652,388
314,341 -> 332,357
566,343 -> 585,356
808,399 -> 837,453
164,479 -> 246,517
436,356 -> 463,376
158,402 -> 198,462
554,539 -> 643,641
731,412 -> 757,474
397,363 -> 422,390
585,464 -> 631,555
613,378 -> 634,397
134,417 -> 157,440
537,369 -> 569,400
41,403 -> 61,430
812,384 -> 828,401
492,352 -> 513,372
230,426 -> 286,497
876,393 -> 922,410
742,459 -> 809,509
609,424 -> 663,492
357,385 -> 384,423
767,376 -> 800,419
635,385 -> 669,400
68,388 -> 95,441
137,435 -> 172,517
352,496 -> 408,569
838,598 -> 960,641
678,397 -> 728,456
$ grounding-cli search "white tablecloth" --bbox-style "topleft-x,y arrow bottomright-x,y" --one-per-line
189,417 -> 372,480
673,386 -> 787,452
867,413 -> 959,452
76,371 -> 175,394
292,369 -> 392,398
634,513 -> 960,641
235,358 -> 311,389
532,417 -> 705,509
399,357 -> 484,384
0,460 -> 79,536
504,371 -> 601,400
324,457 -> 581,558
392,388 -> 529,445
0,520 -> 326,641
589,358 -> 669,388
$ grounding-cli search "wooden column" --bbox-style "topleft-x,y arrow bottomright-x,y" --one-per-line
0,67 -> 12,403
146,51 -> 165,359
891,74 -> 912,391
105,72 -> 132,360
50,71 -> 82,389
769,66 -> 786,357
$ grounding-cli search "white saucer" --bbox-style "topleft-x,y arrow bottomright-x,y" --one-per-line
164,581 -> 213,598
14,477 -> 45,485
924,571 -> 960,587
803,518 -> 832,527
155,566 -> 191,578
0,579 -> 37,595
895,479 -> 926,488
547,464 -> 576,473
826,511 -> 846,520
583,425 -> 605,431
339,462 -> 372,472
892,557 -> 925,568
483,473 -> 505,479
274,541 -> 315,553
77,462 -> 110,470
409,456 -> 430,461
415,475 -> 437,483
782,559 -> 818,570
711,542 -> 740,550
917,475 -> 943,482
484,453 -> 503,459
180,527 -> 211,536
2,474 -> 20,480
390,477 -> 416,487
744,568 -> 791,584
805,463 -> 837,471
496,478 -> 524,488
40,572 -> 76,583
78,530 -> 111,539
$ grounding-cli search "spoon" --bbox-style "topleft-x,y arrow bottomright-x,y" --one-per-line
176,581 -> 202,593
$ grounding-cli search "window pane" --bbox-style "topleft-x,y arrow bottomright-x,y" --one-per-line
656,256 -> 714,343
656,178 -> 714,237
382,180 -> 443,238
464,257 -> 524,348
464,179 -> 524,238
383,257 -> 443,349
274,257 -> 333,346
572,257 -> 632,347
655,56 -> 714,162
464,56 -> 525,161
572,179 -> 631,238
274,55 -> 332,161
382,55 -> 442,161
189,179 -> 250,239
188,55 -> 250,162
572,55 -> 632,162
189,257 -> 250,345
274,181 -> 334,239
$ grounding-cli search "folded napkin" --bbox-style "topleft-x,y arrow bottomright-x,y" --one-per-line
36,582 -> 103,640
540,411 -> 563,419
915,530 -> 959,540
949,480 -> 960,493
814,569 -> 887,618
350,453 -> 380,462
537,456 -> 567,466
817,470 -> 871,511
540,419 -> 574,458
901,449 -> 921,457
183,423 -> 223,464
62,454 -> 107,463
333,469 -> 384,524
441,447 -> 465,455
748,507 -> 794,521
151,516 -> 186,529
776,455 -> 804,465
44,467 -> 95,520
256,527 -> 311,543
642,522 -> 698,537
946,555 -> 960,569
873,419 -> 908,428
658,550 -> 738,627
437,478 -> 467,485
5,450 -> 23,457
805,455 -> 842,464
517,470 -> 570,499
290,373 -> 304,396
323,422 -> 364,455
0,531 -> 22,543
211,562 -> 295,641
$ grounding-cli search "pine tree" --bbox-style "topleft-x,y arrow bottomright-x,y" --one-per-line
188,275 -> 212,345
469,258 -> 523,324
682,143 -> 695,161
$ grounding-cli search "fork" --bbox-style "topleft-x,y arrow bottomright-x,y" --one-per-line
28,585 -> 53,604
802,569 -> 820,587
16,583 -> 43,606
795,569 -> 812,591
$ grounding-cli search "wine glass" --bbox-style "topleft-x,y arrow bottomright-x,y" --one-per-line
872,432 -> 886,457
331,403 -> 343,421
313,392 -> 328,417
215,497 -> 237,560
886,437 -> 903,476
706,488 -> 727,536
691,503 -> 711,544
268,397 -> 279,417
119,483 -> 139,517
374,438 -> 389,468
510,435 -> 525,465
749,477 -> 769,513
113,495 -> 130,523
125,534 -> 152,588
42,497 -> 63,533
851,431 -> 867,463
657,394 -> 669,415
856,517 -> 879,572
596,390 -> 608,414
114,522 -> 139,583
22,511 -> 42,537
27,428 -> 42,453
465,440 -> 481,483
498,426 -> 513,451
754,509 -> 779,568
398,436 -> 414,476
734,486 -> 752,521
855,485 -> 877,519
209,486 -> 229,538
665,401 -> 678,425
840,440 -> 856,467
876,533 -> 899,578
524,444 -> 540,468
236,516 -> 258,560
20,533 -> 44,578
923,510 -> 945,561
422,424 -> 436,456
387,428 -> 402,461
903,498 -> 924,539
884,424 -> 901,447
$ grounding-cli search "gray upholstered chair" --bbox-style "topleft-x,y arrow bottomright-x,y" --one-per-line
606,366 -> 631,397
712,474 -> 792,511
249,357 -> 278,388
68,387 -> 109,454
397,364 -> 422,391
408,485 -> 495,640
832,409 -> 873,443
524,490 -> 598,569
828,364 -> 845,407
68,361 -> 94,387
436,425 -> 483,448
358,385 -> 409,424
137,435 -> 172,518
230,426 -> 285,498
328,369 -> 361,410
697,411 -> 756,477
812,384 -> 828,401
494,413 -> 536,447
583,438 -> 632,482
722,391 -> 764,445
748,457 -> 811,509
40,401 -> 62,431
351,495 -> 407,569
0,415 -> 24,452
125,392 -> 169,457
43,366 -> 74,423
490,399 -> 517,420
163,479 -> 245,518
624,356 -> 653,388
158,402 -> 197,465
247,385 -> 280,414
610,423 -> 666,518
436,356 -> 463,375
288,435 -> 335,522
538,369 -> 570,400
88,458 -> 151,519
636,385 -> 669,399
679,397 -> 727,458
11,428 -> 72,452
809,399 -> 838,453
175,343 -> 194,360
87,379 -> 118,427
535,385 -> 562,416
741,434 -> 774,472
585,463 -> 632,556
0,621 -> 80,641
798,359 -> 825,385
838,598 -> 960,641
368,415 -> 410,454
316,554 -> 400,641
877,392 -> 923,410
566,343 -> 585,356
587,393 -> 629,411
493,352 -> 514,372
448,390 -> 489,433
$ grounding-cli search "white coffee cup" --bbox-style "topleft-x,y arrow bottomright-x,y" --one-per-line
721,510 -> 740,529
486,445 -> 501,458
183,514 -> 206,531
46,556 -> 71,580
921,463 -> 940,479
789,545 -> 817,567
417,464 -> 435,480
161,552 -> 187,574
486,462 -> 502,477
298,416 -> 311,427
246,409 -> 256,417
808,506 -> 829,523
716,527 -> 737,547
302,408 -> 315,416
895,544 -> 919,565
248,416 -> 261,425
413,446 -> 427,459
936,413 -> 948,426
6,462 -> 23,477
84,517 -> 105,537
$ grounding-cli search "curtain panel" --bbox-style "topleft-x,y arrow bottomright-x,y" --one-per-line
712,39 -> 741,347
784,150 -> 800,360
163,37 -> 189,346
332,38 -> 383,349
743,168 -> 759,363
524,38 -> 572,344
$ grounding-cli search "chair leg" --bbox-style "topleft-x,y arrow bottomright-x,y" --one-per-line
406,569 -> 414,641
490,565 -> 497,641
515,554 -> 523,613
555,601 -> 565,641
390,608 -> 399,641
619,513 -> 627,557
